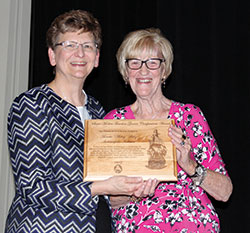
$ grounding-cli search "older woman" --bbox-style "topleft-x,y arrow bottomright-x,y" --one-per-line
5,10 -> 155,233
105,28 -> 233,232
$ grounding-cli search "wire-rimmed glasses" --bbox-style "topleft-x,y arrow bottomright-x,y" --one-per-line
55,41 -> 98,52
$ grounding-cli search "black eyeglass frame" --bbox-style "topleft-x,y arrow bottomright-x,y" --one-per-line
125,58 -> 165,70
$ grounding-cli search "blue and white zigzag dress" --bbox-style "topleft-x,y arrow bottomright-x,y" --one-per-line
5,84 -> 106,233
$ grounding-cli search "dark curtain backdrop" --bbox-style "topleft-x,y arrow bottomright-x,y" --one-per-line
29,0 -> 249,232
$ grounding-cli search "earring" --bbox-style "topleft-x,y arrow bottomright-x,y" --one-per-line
125,78 -> 129,88
161,78 -> 166,88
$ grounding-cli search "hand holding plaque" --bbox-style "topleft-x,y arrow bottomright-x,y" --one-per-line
83,119 -> 177,181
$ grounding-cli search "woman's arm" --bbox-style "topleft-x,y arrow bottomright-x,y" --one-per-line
110,195 -> 130,209
8,94 -> 97,214
199,168 -> 232,201
97,178 -> 159,209
169,105 -> 233,202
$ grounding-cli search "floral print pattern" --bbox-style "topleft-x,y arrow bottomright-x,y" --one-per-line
105,102 -> 228,233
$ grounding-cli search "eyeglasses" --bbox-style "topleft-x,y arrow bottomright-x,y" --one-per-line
55,41 -> 98,52
125,58 -> 165,70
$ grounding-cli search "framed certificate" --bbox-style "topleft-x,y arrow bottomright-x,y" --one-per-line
83,119 -> 177,181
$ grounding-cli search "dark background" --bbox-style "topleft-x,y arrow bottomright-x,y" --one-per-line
29,0 -> 249,232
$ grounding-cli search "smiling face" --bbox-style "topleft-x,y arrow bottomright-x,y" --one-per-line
126,48 -> 165,100
48,30 -> 99,82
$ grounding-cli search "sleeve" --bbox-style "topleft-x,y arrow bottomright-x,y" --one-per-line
104,107 -> 130,119
7,94 -> 98,214
86,95 -> 106,119
104,109 -> 117,119
181,104 -> 229,176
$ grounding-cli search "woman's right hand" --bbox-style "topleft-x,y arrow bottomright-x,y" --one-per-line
110,195 -> 130,209
91,176 -> 144,196
133,178 -> 159,198
91,176 -> 158,197
109,178 -> 159,209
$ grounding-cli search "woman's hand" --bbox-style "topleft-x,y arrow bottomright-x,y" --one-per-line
133,178 -> 159,198
168,125 -> 196,175
110,178 -> 159,209
110,195 -> 130,209
168,125 -> 233,201
91,176 -> 159,196
91,176 -> 144,196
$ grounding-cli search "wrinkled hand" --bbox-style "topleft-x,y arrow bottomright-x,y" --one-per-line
110,178 -> 159,209
105,176 -> 143,196
133,178 -> 159,198
110,195 -> 130,209
168,125 -> 196,174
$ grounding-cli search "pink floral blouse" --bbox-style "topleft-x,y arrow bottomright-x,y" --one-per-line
104,101 -> 229,233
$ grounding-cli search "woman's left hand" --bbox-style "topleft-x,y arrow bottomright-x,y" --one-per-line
110,178 -> 159,209
133,178 -> 159,198
168,125 -> 196,175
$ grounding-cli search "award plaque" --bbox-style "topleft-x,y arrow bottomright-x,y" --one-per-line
83,119 -> 177,181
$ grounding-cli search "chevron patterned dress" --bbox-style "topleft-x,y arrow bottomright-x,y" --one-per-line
5,84 -> 106,233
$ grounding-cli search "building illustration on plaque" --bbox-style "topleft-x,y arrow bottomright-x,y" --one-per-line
146,129 -> 167,169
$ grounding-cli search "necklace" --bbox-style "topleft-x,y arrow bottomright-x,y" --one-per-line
49,80 -> 85,106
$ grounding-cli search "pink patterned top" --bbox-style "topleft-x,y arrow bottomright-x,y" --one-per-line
104,102 -> 228,233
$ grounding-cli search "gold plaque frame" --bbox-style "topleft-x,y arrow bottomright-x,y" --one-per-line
83,119 -> 177,181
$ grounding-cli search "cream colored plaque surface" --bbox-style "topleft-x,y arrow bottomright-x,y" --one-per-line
83,119 -> 177,181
